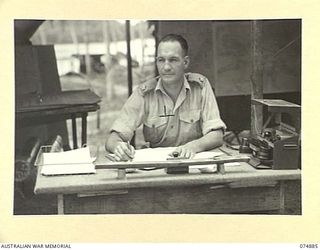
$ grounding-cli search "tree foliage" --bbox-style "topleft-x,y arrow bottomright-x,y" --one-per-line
31,20 -> 154,44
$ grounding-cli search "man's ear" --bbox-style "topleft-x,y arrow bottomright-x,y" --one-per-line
183,56 -> 190,69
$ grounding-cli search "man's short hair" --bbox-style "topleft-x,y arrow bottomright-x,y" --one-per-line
158,34 -> 188,56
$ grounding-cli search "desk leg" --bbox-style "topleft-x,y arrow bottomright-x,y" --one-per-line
81,113 -> 87,146
57,194 -> 65,215
71,114 -> 78,149
279,181 -> 285,214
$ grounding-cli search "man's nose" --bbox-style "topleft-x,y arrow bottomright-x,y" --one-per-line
163,61 -> 172,71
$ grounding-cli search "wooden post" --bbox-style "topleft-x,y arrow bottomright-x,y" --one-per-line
57,194 -> 64,215
126,20 -> 133,97
71,114 -> 78,149
217,163 -> 225,174
102,21 -> 111,72
279,181 -> 286,214
102,21 -> 111,98
126,20 -> 135,146
81,112 -> 87,146
84,21 -> 91,76
212,21 -> 218,89
117,169 -> 126,180
69,21 -> 80,56
138,22 -> 145,75
251,20 -> 264,138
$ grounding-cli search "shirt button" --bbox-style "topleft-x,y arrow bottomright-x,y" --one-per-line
171,125 -> 174,129
190,119 -> 194,123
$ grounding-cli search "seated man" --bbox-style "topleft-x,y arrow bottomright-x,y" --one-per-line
106,34 -> 226,161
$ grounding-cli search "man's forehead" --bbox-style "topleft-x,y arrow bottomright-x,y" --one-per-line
157,41 -> 184,56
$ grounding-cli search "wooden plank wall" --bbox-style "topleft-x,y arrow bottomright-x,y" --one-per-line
156,20 -> 301,97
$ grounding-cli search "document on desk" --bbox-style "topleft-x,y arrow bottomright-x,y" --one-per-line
40,147 -> 96,176
123,147 -> 221,162
115,148 -> 236,170
132,148 -> 240,171
106,147 -> 241,172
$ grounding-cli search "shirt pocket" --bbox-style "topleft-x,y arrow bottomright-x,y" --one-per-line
143,116 -> 167,144
179,110 -> 202,142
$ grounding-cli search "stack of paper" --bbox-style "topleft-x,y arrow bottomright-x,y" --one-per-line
41,147 -> 96,176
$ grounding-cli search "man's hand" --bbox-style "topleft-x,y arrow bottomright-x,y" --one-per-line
113,142 -> 135,161
170,144 -> 195,159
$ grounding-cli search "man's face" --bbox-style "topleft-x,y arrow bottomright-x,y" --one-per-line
156,41 -> 189,85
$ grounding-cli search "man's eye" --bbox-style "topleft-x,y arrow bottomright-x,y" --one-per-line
169,58 -> 178,63
157,58 -> 164,63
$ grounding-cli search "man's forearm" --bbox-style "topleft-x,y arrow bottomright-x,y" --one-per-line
105,132 -> 125,153
185,130 -> 223,153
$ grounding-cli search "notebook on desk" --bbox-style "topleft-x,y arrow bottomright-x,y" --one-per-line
40,147 -> 96,176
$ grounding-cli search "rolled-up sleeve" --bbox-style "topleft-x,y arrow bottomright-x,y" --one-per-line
109,88 -> 145,141
201,79 -> 227,135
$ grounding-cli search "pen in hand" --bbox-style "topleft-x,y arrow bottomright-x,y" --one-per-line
126,141 -> 134,160
126,141 -> 137,172
107,141 -> 135,162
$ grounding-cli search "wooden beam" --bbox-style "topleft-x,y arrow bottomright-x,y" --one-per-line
251,20 -> 264,137
125,20 -> 135,146
212,21 -> 218,89
83,21 -> 91,75
126,20 -> 133,97
81,112 -> 87,146
71,114 -> 78,149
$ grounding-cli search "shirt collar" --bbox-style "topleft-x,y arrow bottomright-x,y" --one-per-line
155,75 -> 190,94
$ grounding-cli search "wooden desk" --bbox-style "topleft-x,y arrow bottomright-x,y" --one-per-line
34,154 -> 301,214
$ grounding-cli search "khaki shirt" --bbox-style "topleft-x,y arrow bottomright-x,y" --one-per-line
110,72 -> 226,148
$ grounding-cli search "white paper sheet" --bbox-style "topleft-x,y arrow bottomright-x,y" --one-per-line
107,147 -> 240,173
41,147 -> 96,175
43,147 -> 94,165
41,163 -> 96,176
131,147 -> 224,162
